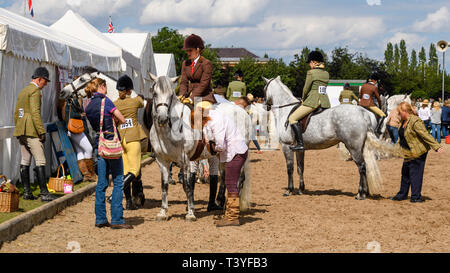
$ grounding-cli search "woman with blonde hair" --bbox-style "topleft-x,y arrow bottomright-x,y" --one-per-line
391,102 -> 443,203
430,101 -> 442,143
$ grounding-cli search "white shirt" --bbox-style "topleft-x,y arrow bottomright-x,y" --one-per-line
193,55 -> 200,67
203,109 -> 248,163
418,107 -> 431,121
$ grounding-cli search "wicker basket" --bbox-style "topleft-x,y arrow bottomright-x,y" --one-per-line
48,164 -> 73,192
0,175 -> 19,213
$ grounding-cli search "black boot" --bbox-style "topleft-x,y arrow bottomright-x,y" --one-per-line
132,173 -> 145,207
123,173 -> 138,210
289,123 -> 305,151
207,175 -> 223,212
20,165 -> 37,200
376,116 -> 386,135
35,166 -> 57,202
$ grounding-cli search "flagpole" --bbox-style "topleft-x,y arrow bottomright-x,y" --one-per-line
24,0 -> 26,16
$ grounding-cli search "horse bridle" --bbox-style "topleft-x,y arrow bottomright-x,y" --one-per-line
263,78 -> 300,111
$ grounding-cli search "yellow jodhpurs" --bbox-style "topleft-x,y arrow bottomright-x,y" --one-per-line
288,105 -> 315,125
369,106 -> 386,118
121,137 -> 142,177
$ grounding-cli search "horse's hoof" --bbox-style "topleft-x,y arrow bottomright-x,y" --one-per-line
156,213 -> 168,221
283,190 -> 293,197
294,189 -> 303,195
355,194 -> 366,200
185,215 -> 197,222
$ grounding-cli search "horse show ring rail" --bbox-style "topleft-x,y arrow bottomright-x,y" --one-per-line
0,157 -> 155,247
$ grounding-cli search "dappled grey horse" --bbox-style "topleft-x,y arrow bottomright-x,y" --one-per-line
263,76 -> 387,200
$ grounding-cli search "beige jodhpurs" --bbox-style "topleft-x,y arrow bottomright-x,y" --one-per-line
368,106 -> 386,118
288,105 -> 315,125
20,136 -> 46,166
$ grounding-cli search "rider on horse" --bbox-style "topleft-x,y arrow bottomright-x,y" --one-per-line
288,51 -> 331,151
358,73 -> 386,134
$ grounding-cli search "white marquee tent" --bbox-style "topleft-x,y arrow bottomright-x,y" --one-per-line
104,32 -> 157,95
0,8 -> 124,182
154,53 -> 177,78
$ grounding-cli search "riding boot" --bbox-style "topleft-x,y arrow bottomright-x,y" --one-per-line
84,158 -> 98,182
216,192 -> 240,227
216,173 -> 226,208
35,166 -> 57,202
77,159 -> 95,182
123,173 -> 138,210
376,116 -> 386,135
132,173 -> 145,207
289,122 -> 305,151
20,165 -> 37,200
207,175 -> 223,212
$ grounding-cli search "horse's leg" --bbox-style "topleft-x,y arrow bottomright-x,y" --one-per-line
282,144 -> 295,197
156,159 -> 170,221
216,163 -> 226,208
295,150 -> 305,195
347,147 -> 369,200
183,162 -> 197,221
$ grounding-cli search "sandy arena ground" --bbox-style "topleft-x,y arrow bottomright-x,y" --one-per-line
1,145 -> 449,253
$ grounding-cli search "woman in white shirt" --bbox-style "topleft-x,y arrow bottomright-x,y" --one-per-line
417,100 -> 431,130
192,106 -> 248,227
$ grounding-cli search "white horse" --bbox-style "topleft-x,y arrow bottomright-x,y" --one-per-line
249,103 -> 279,149
147,73 -> 252,221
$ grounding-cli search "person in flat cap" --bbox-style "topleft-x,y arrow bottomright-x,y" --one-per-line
178,34 -> 217,108
287,51 -> 330,151
14,66 -> 57,202
113,74 -> 147,210
226,69 -> 247,102
358,73 -> 386,134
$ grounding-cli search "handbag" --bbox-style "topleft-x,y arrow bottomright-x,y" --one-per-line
67,102 -> 84,134
98,98 -> 123,159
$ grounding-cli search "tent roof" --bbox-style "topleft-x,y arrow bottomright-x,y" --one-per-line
104,33 -> 149,59
0,8 -> 121,71
154,53 -> 176,77
50,10 -> 140,72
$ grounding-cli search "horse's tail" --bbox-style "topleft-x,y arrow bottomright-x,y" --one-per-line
363,131 -> 403,195
239,156 -> 251,212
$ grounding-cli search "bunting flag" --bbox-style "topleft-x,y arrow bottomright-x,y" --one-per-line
108,17 -> 115,33
28,0 -> 34,17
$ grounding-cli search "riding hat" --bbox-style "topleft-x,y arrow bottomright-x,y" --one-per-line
235,69 -> 244,78
369,73 -> 380,81
344,83 -> 351,89
183,34 -> 205,50
32,67 -> 51,82
117,74 -> 134,91
247,93 -> 254,102
306,51 -> 324,63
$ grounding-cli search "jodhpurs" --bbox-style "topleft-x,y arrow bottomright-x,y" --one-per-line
368,106 -> 386,118
19,136 -> 46,166
121,137 -> 142,177
69,132 -> 93,160
288,105 -> 315,125
225,151 -> 248,194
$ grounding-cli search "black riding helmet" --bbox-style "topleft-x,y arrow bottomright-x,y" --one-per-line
306,51 -> 324,63
32,67 -> 51,82
117,74 -> 134,91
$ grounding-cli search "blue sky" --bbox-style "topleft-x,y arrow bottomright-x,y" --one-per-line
1,0 -> 449,67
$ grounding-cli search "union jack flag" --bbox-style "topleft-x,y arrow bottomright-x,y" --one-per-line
28,0 -> 34,17
108,17 -> 115,33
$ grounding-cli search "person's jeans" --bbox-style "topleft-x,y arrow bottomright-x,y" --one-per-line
431,123 -> 441,143
386,125 -> 399,144
252,139 -> 261,151
423,119 -> 431,130
395,152 -> 428,200
95,156 -> 125,225
442,122 -> 449,138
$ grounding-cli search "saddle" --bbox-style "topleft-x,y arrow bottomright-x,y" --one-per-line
285,105 -> 326,133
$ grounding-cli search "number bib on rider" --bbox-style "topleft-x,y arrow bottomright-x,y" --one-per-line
120,118 -> 134,130
318,86 -> 327,95
343,98 -> 349,103
18,108 -> 24,118
232,91 -> 242,98
362,94 -> 371,100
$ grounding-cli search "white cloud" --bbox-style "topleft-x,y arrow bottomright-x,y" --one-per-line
385,32 -> 427,51
139,0 -> 269,26
367,0 -> 381,6
412,6 -> 450,32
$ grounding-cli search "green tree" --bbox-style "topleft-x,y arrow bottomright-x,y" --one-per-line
394,44 -> 400,73
384,42 -> 394,74
399,40 -> 409,74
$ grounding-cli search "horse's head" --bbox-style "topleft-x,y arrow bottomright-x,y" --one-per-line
147,73 -> 179,127
59,72 -> 100,100
262,76 -> 278,110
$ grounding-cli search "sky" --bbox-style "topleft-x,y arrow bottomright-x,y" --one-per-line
1,0 -> 449,67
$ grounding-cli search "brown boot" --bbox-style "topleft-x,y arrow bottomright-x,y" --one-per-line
77,159 -> 95,182
84,158 -> 98,182
216,192 -> 240,227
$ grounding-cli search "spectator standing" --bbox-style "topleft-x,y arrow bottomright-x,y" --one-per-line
386,108 -> 401,143
417,99 -> 431,130
430,101 -> 442,143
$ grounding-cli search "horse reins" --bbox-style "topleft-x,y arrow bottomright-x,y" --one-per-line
263,78 -> 301,111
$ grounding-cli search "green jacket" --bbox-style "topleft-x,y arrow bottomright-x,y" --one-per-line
339,89 -> 359,104
13,83 -> 45,138
226,80 -> 246,102
302,68 -> 330,109
397,115 -> 441,160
